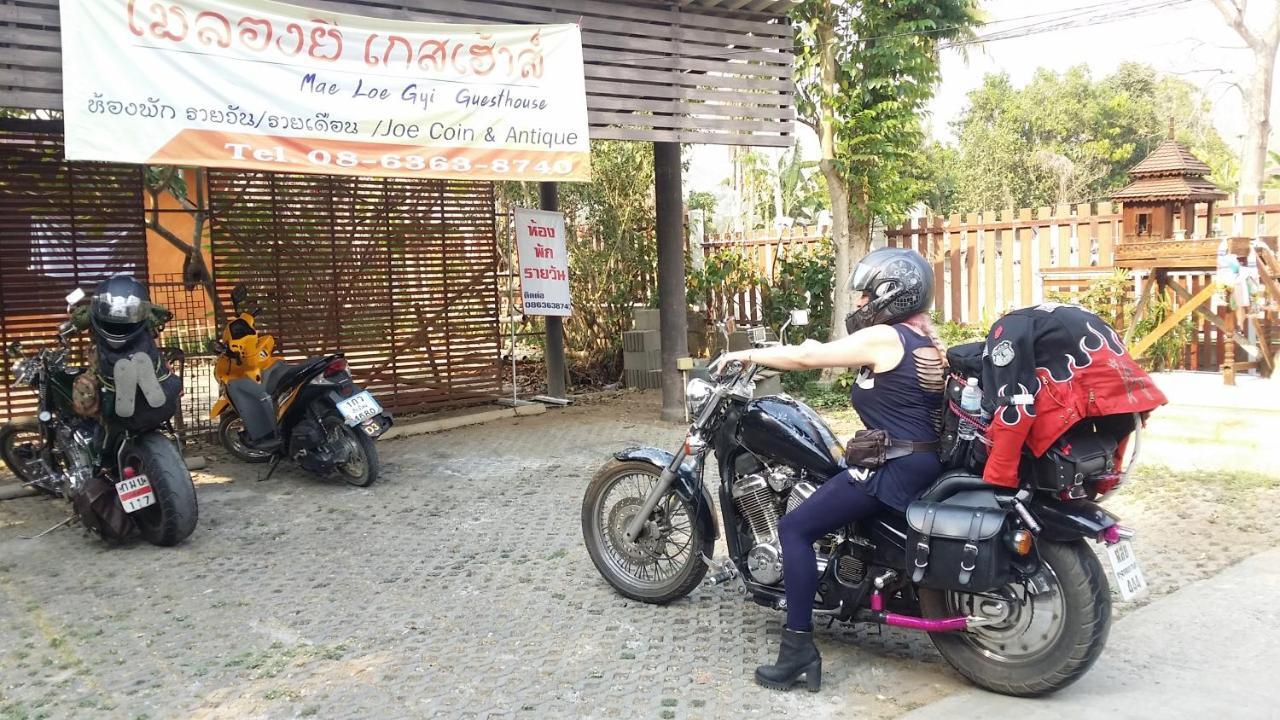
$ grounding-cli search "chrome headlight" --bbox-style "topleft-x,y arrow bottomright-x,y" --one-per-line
685,378 -> 716,419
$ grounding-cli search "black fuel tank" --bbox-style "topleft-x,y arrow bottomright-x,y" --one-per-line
737,394 -> 844,478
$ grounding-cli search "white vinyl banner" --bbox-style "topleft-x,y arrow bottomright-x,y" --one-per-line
59,0 -> 591,182
514,208 -> 572,317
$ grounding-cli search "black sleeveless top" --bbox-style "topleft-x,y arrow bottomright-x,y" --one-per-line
845,324 -> 945,510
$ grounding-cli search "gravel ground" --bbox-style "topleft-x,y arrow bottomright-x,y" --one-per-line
1,387 -> 1276,720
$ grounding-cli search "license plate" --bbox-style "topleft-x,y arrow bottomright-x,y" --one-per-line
337,391 -> 382,425
1105,539 -> 1149,602
116,475 -> 156,514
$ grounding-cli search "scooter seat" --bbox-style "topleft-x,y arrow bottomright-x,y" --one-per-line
265,357 -> 326,396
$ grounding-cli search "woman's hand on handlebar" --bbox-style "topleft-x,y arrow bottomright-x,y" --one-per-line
708,349 -> 753,377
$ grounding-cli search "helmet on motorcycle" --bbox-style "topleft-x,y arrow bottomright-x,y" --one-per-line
844,248 -> 933,334
89,275 -> 151,349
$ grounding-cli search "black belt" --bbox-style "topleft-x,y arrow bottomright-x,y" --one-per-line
886,439 -> 940,460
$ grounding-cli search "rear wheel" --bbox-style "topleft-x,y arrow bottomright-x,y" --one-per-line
323,413 -> 379,487
919,539 -> 1111,697
581,459 -> 712,604
126,433 -> 199,547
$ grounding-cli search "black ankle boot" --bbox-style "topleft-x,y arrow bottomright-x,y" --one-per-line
755,627 -> 822,692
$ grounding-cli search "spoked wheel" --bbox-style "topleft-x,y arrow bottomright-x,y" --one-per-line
323,413 -> 379,487
0,419 -> 58,495
581,459 -> 712,604
919,539 -> 1111,697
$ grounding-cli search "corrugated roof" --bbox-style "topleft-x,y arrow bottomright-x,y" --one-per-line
1112,175 -> 1228,202
1129,138 -> 1213,177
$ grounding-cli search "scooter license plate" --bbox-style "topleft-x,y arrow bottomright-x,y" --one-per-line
337,391 -> 382,425
1105,539 -> 1148,602
116,475 -> 156,514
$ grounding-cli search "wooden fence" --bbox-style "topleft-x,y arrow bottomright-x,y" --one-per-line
697,196 -> 1280,373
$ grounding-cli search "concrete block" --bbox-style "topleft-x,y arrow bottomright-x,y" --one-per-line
624,368 -> 663,390
623,349 -> 663,371
633,308 -> 662,331
622,330 -> 661,353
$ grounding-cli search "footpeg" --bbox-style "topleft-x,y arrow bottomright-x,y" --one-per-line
701,556 -> 740,587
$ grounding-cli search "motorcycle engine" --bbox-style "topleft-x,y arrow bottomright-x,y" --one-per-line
290,415 -> 334,473
56,424 -> 94,494
732,466 -> 802,586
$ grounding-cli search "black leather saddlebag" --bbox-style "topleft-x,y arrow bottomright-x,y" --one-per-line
906,502 -> 1011,592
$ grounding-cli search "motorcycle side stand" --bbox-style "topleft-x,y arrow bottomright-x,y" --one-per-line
22,515 -> 74,540
259,454 -> 284,482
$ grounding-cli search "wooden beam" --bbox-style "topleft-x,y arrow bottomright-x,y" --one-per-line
1131,282 -> 1215,359
1124,273 -> 1156,345
1165,279 -> 1259,356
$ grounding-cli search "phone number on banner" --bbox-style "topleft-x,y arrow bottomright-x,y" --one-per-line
222,141 -> 580,179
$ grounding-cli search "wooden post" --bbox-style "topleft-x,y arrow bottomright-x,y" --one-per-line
539,182 -> 568,400
1223,311 -> 1237,386
654,142 -> 688,422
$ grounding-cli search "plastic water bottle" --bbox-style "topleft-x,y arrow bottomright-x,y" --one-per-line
958,378 -> 981,441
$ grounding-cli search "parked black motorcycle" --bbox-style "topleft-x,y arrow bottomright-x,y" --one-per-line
0,287 -> 197,546
210,285 -> 393,487
582,319 -> 1142,696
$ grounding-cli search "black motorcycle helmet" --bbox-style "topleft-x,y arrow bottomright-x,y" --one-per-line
89,275 -> 151,349
844,247 -> 934,334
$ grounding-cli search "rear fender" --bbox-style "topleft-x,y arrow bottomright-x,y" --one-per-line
613,447 -> 718,543
1031,496 -> 1119,542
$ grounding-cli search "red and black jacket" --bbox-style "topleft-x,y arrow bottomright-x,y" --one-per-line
980,304 -> 1167,488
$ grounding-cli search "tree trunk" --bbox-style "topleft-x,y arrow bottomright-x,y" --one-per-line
1239,40 -> 1278,198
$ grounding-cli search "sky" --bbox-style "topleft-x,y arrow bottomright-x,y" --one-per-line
685,0 -> 1275,194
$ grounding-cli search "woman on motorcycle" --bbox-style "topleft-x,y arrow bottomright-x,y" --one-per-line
713,248 -> 945,692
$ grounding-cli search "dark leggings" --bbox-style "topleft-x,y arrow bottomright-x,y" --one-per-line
779,471 -> 886,631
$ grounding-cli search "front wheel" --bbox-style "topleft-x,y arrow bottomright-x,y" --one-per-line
919,539 -> 1111,697
218,410 -> 272,464
126,433 -> 199,547
0,418 -> 57,495
581,459 -> 713,604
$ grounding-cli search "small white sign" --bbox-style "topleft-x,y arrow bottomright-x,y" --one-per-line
514,207 -> 572,317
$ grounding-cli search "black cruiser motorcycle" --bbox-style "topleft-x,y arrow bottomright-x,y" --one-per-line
1,287 -> 198,546
582,315 -> 1145,696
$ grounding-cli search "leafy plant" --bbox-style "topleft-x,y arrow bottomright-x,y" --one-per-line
762,239 -> 835,343
686,249 -> 763,319
1131,289 -> 1192,371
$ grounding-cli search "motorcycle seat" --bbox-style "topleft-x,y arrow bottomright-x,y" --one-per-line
916,470 -> 1000,503
266,357 -> 326,396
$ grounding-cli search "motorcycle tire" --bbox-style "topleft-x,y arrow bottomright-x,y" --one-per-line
0,418 -> 58,495
919,538 -> 1111,697
581,459 -> 713,605
218,411 -> 273,464
126,433 -> 199,547
324,412 -> 379,487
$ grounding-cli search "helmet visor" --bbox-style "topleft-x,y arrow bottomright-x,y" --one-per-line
93,292 -> 145,325
847,262 -> 877,293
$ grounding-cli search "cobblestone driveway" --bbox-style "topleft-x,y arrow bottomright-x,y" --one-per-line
1,391 -> 1277,720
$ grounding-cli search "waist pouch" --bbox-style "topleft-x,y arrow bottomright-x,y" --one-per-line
845,429 -> 939,469
906,502 -> 1012,592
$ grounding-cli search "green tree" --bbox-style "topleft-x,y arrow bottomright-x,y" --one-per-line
947,63 -> 1238,212
792,0 -> 981,341
687,190 -> 718,235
